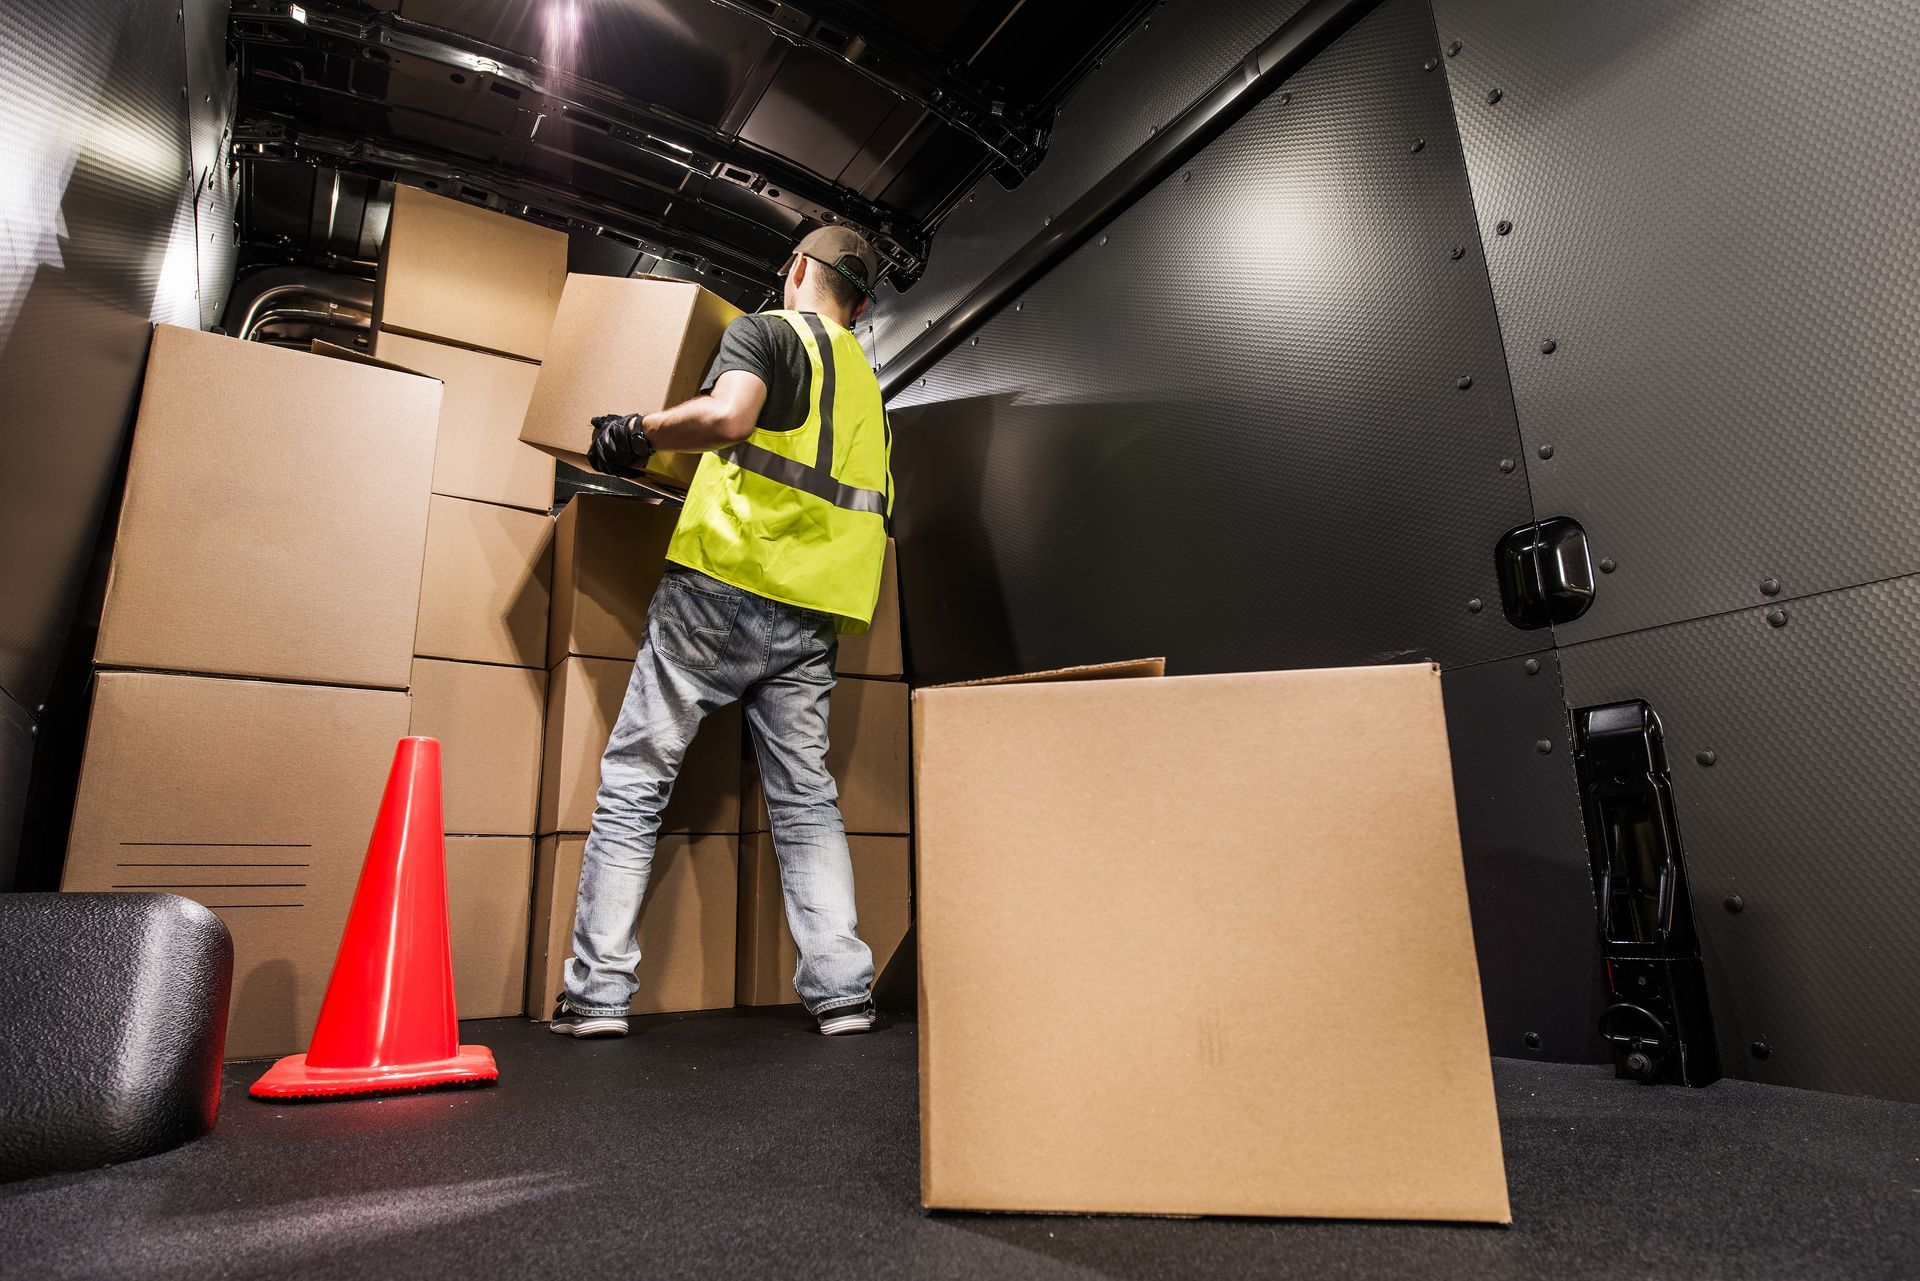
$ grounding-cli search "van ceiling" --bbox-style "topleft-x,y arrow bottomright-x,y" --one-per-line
229,0 -> 1153,307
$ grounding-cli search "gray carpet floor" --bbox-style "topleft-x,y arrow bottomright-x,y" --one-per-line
2,1008 -> 1915,1280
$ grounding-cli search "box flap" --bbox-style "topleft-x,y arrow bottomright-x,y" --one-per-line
925,658 -> 1166,690
308,340 -> 440,379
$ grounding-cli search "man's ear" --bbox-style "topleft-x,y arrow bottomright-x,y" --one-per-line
788,254 -> 808,289
852,295 -> 872,324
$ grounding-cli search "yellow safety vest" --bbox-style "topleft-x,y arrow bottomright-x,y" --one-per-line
666,309 -> 893,632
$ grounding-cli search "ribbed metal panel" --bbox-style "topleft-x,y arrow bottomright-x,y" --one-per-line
1559,574 -> 1920,1103
1433,0 -> 1920,646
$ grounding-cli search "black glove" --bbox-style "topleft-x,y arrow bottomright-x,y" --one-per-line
587,413 -> 653,479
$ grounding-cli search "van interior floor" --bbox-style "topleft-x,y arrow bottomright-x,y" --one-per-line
2,1008 -> 1914,1280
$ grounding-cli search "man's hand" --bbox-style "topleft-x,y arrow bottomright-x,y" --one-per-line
587,412 -> 653,479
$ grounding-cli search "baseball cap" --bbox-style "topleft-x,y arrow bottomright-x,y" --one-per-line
793,225 -> 879,298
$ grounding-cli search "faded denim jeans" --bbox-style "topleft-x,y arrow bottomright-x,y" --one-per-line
563,565 -> 874,1017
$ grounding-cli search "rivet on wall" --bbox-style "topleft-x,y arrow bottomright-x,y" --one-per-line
1486,87 -> 1504,105
1696,750 -> 1718,767
1496,219 -> 1513,235
1535,739 -> 1554,755
1767,609 -> 1789,628
1750,1040 -> 1772,1060
1456,375 -> 1473,390
1447,40 -> 1463,56
1540,338 -> 1557,355
1449,246 -> 1466,260
1538,444 -> 1555,460
1411,138 -> 1426,153
1424,57 -> 1438,72
1760,578 -> 1782,596
1724,894 -> 1744,913
1499,458 -> 1516,474
1599,557 -> 1617,574
1523,658 -> 1540,675
1467,598 -> 1484,613
1523,1032 -> 1542,1049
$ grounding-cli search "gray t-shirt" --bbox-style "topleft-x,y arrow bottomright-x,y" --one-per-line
700,313 -> 812,433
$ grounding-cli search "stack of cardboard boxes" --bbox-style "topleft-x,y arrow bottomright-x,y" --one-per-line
58,326 -> 445,1059
372,184 -> 572,1023
62,193 -> 912,1056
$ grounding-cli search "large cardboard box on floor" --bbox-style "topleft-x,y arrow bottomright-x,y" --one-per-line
415,495 -> 554,669
447,835 -> 534,1019
519,275 -> 741,487
376,184 -> 567,362
374,331 -> 555,512
540,656 -> 742,836
835,538 -> 902,679
912,660 -> 1510,1222
736,832 -> 911,1006
549,493 -> 680,663
527,833 -> 736,1017
744,675 -> 910,835
95,325 -> 440,690
59,672 -> 409,1061
408,659 -> 546,836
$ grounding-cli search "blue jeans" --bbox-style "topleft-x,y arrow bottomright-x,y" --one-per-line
563,565 -> 875,1017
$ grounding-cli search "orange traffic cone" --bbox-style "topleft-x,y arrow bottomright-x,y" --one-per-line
251,737 -> 497,1100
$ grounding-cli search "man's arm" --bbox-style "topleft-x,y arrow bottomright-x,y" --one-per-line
639,370 -> 767,453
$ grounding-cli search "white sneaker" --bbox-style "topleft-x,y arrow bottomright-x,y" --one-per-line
549,998 -> 630,1038
816,1000 -> 877,1036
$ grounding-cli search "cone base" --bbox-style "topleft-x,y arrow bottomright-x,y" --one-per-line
248,1044 -> 498,1101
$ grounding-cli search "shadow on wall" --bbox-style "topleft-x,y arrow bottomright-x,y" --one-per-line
890,386 -> 1479,681
888,394 -> 1023,685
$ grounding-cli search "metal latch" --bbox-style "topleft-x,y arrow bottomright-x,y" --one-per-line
1573,700 -> 1720,1086
1495,517 -> 1594,629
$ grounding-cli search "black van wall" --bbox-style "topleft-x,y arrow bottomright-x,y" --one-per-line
884,0 -> 1920,1103
0,0 -> 235,889
1433,0 -> 1920,1103
881,0 -> 1609,1065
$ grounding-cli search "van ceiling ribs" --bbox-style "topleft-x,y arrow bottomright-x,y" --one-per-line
229,0 -> 930,286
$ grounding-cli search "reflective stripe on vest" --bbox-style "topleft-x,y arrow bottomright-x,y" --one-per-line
719,313 -> 889,515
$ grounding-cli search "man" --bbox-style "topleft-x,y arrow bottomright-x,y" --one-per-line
550,225 -> 893,1040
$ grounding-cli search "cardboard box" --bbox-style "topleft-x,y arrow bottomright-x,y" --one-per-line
376,184 -> 566,362
60,672 -> 409,1061
519,275 -> 741,482
527,833 -> 737,1017
745,675 -> 910,835
834,538 -> 902,679
549,493 -> 680,663
408,659 -> 546,836
736,832 -> 911,1006
415,494 -> 554,668
446,835 -> 534,1019
539,655 -> 742,836
374,331 -> 556,512
912,661 -> 1510,1222
96,325 -> 439,689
